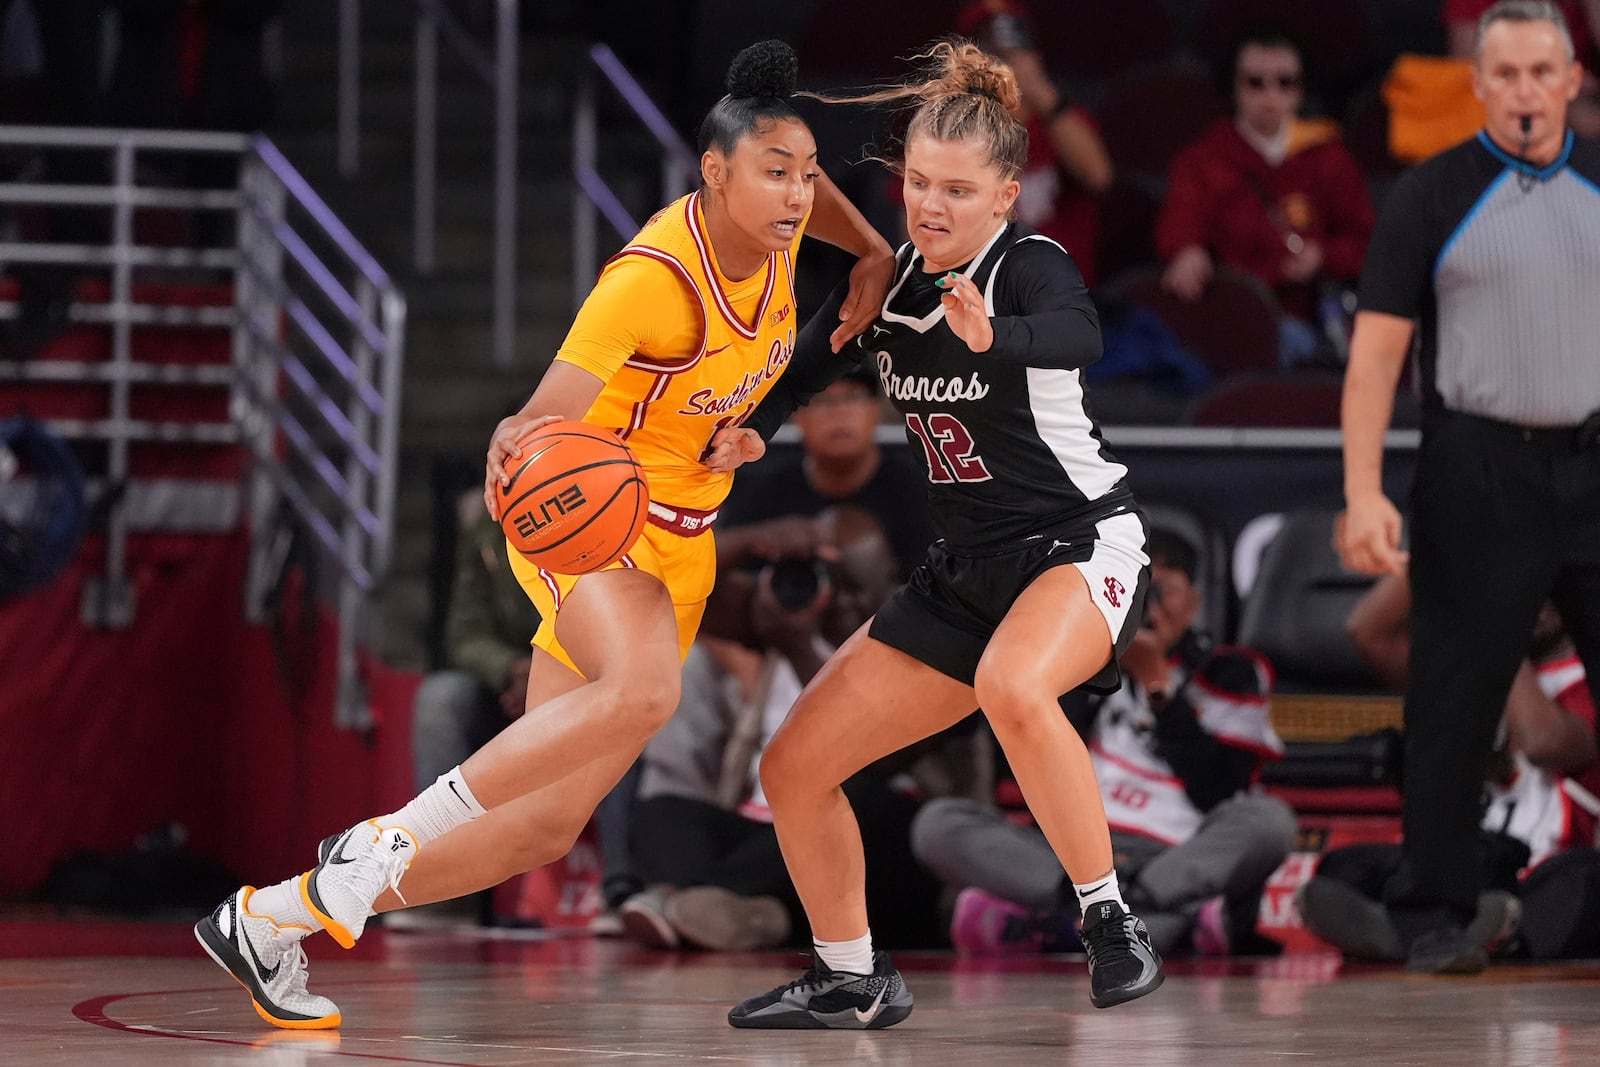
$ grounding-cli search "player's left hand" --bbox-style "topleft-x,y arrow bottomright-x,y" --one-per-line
704,426 -> 765,473
831,246 -> 896,352
937,272 -> 994,353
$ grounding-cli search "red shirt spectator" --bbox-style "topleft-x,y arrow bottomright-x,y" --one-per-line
1157,32 -> 1374,322
1014,111 -> 1103,286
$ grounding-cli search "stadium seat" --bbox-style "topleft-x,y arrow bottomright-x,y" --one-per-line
1030,0 -> 1175,84
1104,265 -> 1282,376
1342,82 -> 1402,181
1094,62 -> 1227,181
1235,508 -> 1379,692
1093,173 -> 1164,283
1183,372 -> 1345,428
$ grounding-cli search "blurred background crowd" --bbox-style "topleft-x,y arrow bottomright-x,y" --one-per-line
2,0 -> 1598,967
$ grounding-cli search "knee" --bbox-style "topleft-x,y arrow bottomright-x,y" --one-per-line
757,728 -> 819,807
1232,794 -> 1300,859
973,662 -> 1047,734
592,671 -> 681,741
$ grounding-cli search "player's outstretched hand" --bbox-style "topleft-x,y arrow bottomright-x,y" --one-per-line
704,426 -> 765,474
831,246 -> 896,352
936,272 -> 995,353
484,413 -> 563,520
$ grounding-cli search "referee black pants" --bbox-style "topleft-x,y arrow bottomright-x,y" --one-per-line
1388,410 -> 1600,924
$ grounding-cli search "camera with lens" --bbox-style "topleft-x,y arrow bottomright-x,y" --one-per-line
762,556 -> 831,611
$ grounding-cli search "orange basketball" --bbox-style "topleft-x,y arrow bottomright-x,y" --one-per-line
496,421 -> 650,575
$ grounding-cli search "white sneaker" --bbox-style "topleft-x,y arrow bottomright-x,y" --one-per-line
303,820 -> 418,948
195,887 -> 341,1029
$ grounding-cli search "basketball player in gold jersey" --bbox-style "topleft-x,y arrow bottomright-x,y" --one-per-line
193,40 -> 894,1030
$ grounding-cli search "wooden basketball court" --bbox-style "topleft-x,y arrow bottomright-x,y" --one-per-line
5,915 -> 1599,1065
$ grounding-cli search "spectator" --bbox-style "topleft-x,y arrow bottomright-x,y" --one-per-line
619,507 -> 946,951
715,363 -> 933,581
1302,585 -> 1600,962
955,1 -> 1114,286
1444,0 -> 1600,136
413,492 -> 541,796
1157,27 -> 1375,366
910,527 -> 1295,957
1336,0 -> 1600,975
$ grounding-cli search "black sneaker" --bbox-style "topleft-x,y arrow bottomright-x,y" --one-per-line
728,950 -> 913,1029
1080,901 -> 1164,1009
1406,926 -> 1488,975
1295,877 -> 1404,961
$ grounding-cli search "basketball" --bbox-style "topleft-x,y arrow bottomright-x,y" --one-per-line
496,421 -> 650,574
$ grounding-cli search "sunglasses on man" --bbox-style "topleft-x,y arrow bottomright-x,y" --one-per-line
1240,73 -> 1301,90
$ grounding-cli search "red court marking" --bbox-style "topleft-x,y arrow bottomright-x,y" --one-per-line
71,989 -> 475,1065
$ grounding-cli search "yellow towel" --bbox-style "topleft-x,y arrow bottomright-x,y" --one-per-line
1382,54 -> 1485,163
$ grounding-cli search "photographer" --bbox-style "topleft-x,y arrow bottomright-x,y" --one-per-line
618,508 -> 945,951
714,364 -> 932,581
911,528 -> 1296,956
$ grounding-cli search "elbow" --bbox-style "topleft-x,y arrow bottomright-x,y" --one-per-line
1077,320 -> 1103,368
1079,337 -> 1103,368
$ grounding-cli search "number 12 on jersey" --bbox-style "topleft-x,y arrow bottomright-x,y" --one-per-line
906,412 -> 993,484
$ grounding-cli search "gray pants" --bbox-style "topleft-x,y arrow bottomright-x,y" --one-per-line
411,670 -> 507,791
910,793 -> 1297,954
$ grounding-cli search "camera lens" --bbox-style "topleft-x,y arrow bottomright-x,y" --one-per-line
767,557 -> 824,610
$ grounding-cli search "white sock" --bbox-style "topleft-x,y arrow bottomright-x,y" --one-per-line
249,877 -> 322,934
1074,873 -> 1128,914
814,930 -> 875,975
378,765 -> 488,846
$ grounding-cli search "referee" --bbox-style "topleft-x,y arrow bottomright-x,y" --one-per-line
1338,0 -> 1600,974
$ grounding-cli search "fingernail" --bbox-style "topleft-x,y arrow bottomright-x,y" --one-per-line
935,275 -> 952,288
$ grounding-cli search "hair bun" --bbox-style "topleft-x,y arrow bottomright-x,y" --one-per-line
726,40 -> 798,100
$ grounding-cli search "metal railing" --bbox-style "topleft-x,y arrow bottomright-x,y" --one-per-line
0,125 -> 406,730
338,0 -> 518,367
571,44 -> 698,308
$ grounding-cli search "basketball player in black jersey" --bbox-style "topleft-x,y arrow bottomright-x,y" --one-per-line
709,42 -> 1165,1027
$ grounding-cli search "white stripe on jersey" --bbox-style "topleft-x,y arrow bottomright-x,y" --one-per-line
986,234 -> 1126,501
1025,365 -> 1127,500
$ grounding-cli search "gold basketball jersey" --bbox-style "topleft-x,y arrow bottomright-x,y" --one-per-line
580,192 -> 802,512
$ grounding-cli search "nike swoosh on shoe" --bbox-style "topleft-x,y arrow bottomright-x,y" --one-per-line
853,988 -> 886,1024
242,923 -> 281,984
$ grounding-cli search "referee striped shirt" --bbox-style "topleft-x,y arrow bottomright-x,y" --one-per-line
1357,130 -> 1600,427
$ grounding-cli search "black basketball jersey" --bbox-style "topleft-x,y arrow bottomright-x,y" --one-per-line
859,222 -> 1132,551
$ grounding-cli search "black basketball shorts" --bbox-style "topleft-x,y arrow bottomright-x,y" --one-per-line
868,508 -> 1149,694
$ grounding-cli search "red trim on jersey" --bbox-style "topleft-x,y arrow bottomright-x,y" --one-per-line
537,568 -> 563,610
606,246 -> 711,374
1188,670 -> 1269,705
620,372 -> 672,441
1090,741 -> 1185,787
686,191 -> 775,339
